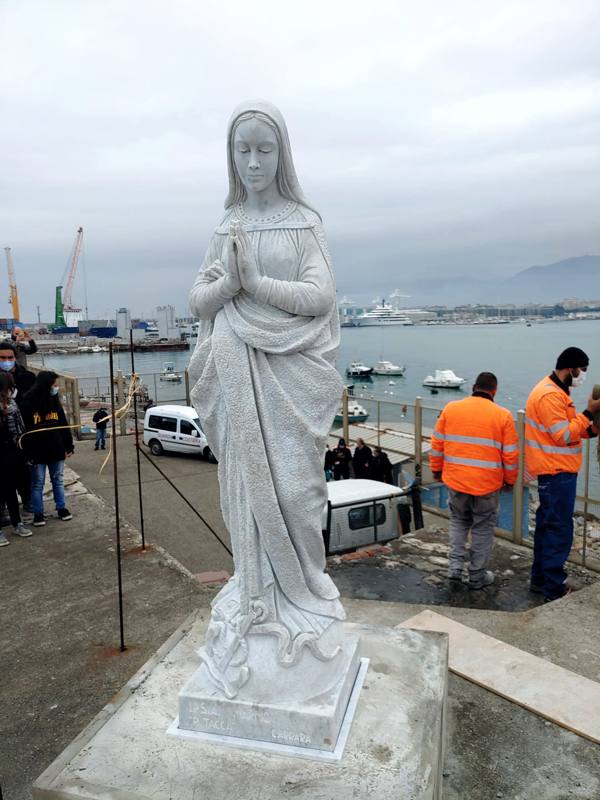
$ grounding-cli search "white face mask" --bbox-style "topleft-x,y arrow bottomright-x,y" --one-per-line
571,370 -> 587,387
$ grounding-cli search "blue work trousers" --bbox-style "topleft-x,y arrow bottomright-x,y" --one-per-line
95,428 -> 106,449
531,472 -> 577,600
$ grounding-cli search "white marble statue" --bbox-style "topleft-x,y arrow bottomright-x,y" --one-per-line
188,100 -> 349,704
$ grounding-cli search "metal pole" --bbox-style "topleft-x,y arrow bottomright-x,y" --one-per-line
583,438 -> 591,566
130,330 -> 146,551
377,400 -> 381,447
342,387 -> 349,443
109,343 -> 126,652
512,410 -> 526,545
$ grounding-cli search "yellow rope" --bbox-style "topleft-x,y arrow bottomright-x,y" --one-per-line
17,374 -> 142,477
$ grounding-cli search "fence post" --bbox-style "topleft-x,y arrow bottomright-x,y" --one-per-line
512,409 -> 526,544
582,438 -> 591,566
377,400 -> 381,447
184,369 -> 191,406
342,387 -> 349,443
116,370 -> 126,436
70,376 -> 82,440
414,396 -> 423,473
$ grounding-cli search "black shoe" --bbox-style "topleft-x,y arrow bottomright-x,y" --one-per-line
33,513 -> 46,527
529,581 -> 544,594
94,446 -> 99,451
57,508 -> 73,521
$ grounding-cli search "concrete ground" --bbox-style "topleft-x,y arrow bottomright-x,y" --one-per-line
2,438 -> 600,799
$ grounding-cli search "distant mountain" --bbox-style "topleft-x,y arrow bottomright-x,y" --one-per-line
503,255 -> 600,304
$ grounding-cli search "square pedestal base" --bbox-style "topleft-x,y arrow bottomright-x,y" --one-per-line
33,614 -> 448,800
176,634 -> 360,752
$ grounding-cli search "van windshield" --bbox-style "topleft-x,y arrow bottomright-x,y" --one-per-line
193,418 -> 203,432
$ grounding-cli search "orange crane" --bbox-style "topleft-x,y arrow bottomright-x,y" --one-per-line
4,247 -> 20,323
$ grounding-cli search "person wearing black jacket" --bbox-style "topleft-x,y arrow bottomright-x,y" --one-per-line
0,372 -> 33,545
352,437 -> 373,479
0,339 -> 35,511
333,438 -> 352,481
92,407 -> 109,450
370,446 -> 393,484
20,370 -> 74,527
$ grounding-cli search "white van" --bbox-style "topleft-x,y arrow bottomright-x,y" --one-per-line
322,479 -> 403,555
143,405 -> 216,461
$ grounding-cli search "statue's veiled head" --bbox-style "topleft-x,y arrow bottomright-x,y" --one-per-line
225,100 -> 316,215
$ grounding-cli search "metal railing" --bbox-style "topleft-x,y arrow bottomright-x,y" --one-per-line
340,387 -> 600,573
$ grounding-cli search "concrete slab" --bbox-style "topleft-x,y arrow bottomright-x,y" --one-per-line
33,617 -> 448,800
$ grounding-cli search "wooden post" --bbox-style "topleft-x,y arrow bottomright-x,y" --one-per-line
116,370 -> 126,436
184,369 -> 191,406
414,397 -> 423,472
70,376 -> 82,440
342,387 -> 349,444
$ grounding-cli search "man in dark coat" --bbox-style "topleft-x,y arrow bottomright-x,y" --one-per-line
333,438 -> 352,481
370,446 -> 393,484
352,437 -> 373,479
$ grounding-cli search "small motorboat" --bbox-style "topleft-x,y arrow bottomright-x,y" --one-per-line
333,400 -> 369,425
423,369 -> 466,389
346,361 -> 373,377
159,362 -> 183,383
372,360 -> 405,376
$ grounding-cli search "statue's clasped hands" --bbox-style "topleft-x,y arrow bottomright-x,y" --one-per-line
227,223 -> 261,295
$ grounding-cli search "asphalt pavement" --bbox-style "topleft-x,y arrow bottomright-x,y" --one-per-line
70,435 -> 233,577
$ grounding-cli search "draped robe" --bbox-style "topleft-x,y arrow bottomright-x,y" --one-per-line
188,203 -> 345,694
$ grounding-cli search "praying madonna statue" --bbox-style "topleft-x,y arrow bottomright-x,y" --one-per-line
188,101 -> 356,709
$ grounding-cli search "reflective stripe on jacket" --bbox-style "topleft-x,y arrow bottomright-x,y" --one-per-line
429,394 -> 519,495
525,376 -> 590,476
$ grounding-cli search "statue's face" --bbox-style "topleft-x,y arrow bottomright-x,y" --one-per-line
233,118 -> 279,194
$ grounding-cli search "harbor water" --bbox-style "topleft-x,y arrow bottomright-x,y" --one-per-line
35,318 -> 600,499
38,318 -> 600,416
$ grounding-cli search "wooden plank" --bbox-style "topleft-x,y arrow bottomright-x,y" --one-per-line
400,609 -> 600,744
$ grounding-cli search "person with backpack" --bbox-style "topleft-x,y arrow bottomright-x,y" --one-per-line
0,372 -> 33,545
20,371 -> 74,527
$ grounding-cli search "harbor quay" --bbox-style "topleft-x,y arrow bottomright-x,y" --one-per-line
2,439 -> 600,799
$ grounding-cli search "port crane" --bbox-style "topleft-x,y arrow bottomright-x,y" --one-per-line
4,247 -> 20,323
55,226 -> 84,327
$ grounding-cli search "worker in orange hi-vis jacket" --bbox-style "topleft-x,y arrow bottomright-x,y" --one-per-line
525,347 -> 600,603
430,372 -> 519,590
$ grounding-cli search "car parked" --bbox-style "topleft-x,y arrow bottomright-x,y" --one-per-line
143,405 -> 216,461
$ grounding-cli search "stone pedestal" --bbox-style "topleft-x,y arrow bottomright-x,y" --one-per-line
33,613 -> 448,800
177,634 -> 360,752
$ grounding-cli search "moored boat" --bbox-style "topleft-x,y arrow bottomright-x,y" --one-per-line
346,361 -> 373,377
333,400 -> 369,425
372,360 -> 405,376
423,369 -> 466,389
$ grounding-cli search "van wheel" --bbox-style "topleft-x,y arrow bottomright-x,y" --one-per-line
149,440 -> 163,456
203,446 -> 217,463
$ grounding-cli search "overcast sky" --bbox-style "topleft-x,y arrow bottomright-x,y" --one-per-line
1,0 -> 599,320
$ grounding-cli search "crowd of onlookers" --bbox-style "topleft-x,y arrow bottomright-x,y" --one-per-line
0,331 -> 74,547
325,437 -> 394,484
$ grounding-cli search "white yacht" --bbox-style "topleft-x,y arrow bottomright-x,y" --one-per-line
423,369 -> 466,389
353,299 -> 414,327
372,360 -> 405,376
346,361 -> 373,377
